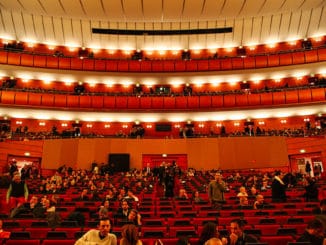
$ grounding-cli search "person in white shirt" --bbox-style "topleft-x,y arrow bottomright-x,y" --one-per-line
75,218 -> 117,245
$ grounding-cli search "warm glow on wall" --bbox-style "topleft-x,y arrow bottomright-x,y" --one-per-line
39,122 -> 46,126
280,119 -> 287,124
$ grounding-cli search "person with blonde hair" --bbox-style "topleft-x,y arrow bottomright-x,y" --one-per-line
205,238 -> 223,245
120,224 -> 142,245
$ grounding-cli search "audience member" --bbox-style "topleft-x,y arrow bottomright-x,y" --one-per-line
6,174 -> 29,210
115,200 -> 131,219
10,195 -> 44,218
175,188 -> 189,200
198,222 -> 219,245
208,173 -> 227,208
313,199 -> 326,215
237,187 -> 248,206
297,219 -> 325,245
120,224 -> 142,245
253,194 -> 264,210
222,219 -> 258,245
271,171 -> 286,202
75,218 -> 117,245
193,190 -> 204,203
304,177 -> 319,201
205,238 -> 223,245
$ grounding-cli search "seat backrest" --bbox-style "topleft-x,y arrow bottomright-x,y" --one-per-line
9,231 -> 31,239
46,231 -> 68,239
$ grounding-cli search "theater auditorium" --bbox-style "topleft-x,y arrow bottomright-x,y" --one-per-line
0,0 -> 326,244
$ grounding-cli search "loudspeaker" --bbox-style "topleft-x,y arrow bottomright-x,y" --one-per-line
108,154 -> 130,172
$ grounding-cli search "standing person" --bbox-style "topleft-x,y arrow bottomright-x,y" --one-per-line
6,174 -> 29,211
305,161 -> 312,176
223,219 -> 258,245
271,171 -> 286,202
75,218 -> 117,245
208,172 -> 227,208
120,224 -> 142,245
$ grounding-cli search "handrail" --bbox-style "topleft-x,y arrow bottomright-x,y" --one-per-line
0,46 -> 325,72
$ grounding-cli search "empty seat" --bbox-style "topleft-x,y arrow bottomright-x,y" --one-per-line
9,231 -> 31,239
277,228 -> 297,235
5,239 -> 40,245
46,231 -> 68,239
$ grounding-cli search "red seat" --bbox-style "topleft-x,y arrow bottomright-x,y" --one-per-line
254,224 -> 280,235
25,227 -> 52,239
42,240 -> 75,245
5,239 -> 40,245
260,235 -> 295,245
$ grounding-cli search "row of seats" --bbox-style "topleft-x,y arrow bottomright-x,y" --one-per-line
1,87 -> 325,110
0,236 -> 303,245
0,48 -> 325,72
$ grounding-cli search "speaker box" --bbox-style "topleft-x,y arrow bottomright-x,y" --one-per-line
108,154 -> 130,172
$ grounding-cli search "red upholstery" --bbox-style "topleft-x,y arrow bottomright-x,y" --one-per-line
7,52 -> 21,65
21,53 -> 34,66
260,235 -> 295,245
79,96 -> 92,108
285,90 -> 299,104
116,97 -> 128,109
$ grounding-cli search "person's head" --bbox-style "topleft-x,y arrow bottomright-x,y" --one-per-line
239,187 -> 246,194
256,194 -> 264,204
13,174 -> 21,183
306,219 -> 324,237
99,207 -> 109,219
176,236 -> 190,245
320,199 -> 326,210
98,218 -> 112,237
128,209 -> 138,221
199,222 -> 218,242
215,173 -> 222,181
230,219 -> 246,237
121,200 -> 129,211
121,224 -> 139,245
30,196 -> 39,205
204,238 -> 223,245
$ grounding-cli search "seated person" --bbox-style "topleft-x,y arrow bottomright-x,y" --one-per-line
125,209 -> 142,226
175,188 -> 189,200
193,190 -> 204,203
237,187 -> 248,206
313,199 -> 326,215
10,195 -> 44,218
74,189 -> 89,201
297,219 -> 324,245
124,190 -> 139,202
253,194 -> 264,210
115,200 -> 131,219
222,219 -> 258,245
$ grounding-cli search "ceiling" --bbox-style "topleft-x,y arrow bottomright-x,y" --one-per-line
0,0 -> 325,49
